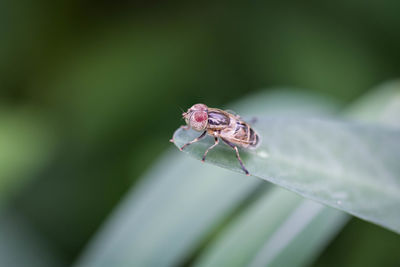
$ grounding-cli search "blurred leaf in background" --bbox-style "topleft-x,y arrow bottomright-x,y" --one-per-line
75,89 -> 348,267
75,83 -> 400,267
0,106 -> 60,266
0,209 -> 64,267
0,107 -> 56,203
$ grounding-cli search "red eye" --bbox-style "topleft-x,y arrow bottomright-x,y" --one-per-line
194,111 -> 207,122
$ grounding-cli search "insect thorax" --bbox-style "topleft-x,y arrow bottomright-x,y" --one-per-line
207,111 -> 230,129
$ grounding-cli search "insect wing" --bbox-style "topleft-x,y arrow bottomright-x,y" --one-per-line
224,109 -> 241,119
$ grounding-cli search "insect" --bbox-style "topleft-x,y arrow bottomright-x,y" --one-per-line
171,103 -> 260,175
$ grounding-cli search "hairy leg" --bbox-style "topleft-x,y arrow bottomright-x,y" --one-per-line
221,138 -> 250,175
202,137 -> 219,162
180,131 -> 207,151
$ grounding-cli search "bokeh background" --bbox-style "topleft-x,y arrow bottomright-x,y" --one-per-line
1,1 -> 400,266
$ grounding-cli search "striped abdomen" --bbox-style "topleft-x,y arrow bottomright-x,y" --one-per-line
232,120 -> 260,148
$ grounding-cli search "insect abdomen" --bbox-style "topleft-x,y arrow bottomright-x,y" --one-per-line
249,128 -> 260,147
234,121 -> 259,148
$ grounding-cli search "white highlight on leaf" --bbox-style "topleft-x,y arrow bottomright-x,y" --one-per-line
248,201 -> 324,267
256,150 -> 269,159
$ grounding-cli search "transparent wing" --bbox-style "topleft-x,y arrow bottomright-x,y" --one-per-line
224,109 -> 241,119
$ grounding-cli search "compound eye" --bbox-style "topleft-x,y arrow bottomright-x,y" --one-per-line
191,111 -> 208,130
194,111 -> 207,122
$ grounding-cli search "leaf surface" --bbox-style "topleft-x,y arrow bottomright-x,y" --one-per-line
173,115 -> 400,233
75,90 -> 345,267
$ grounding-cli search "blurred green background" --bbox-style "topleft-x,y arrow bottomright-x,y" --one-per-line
1,1 -> 400,266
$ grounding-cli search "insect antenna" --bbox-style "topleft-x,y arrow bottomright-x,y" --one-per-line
178,106 -> 186,121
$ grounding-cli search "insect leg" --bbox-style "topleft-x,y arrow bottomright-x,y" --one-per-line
202,137 -> 219,162
221,138 -> 250,176
180,131 -> 207,151
170,125 -> 190,143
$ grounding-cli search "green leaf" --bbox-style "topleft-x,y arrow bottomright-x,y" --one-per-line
76,154 -> 265,267
193,188 -> 348,267
0,209 -> 63,267
189,83 -> 400,267
0,107 -> 55,205
172,111 -> 400,234
75,90 -> 345,267
0,107 -> 60,266
345,80 -> 400,128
